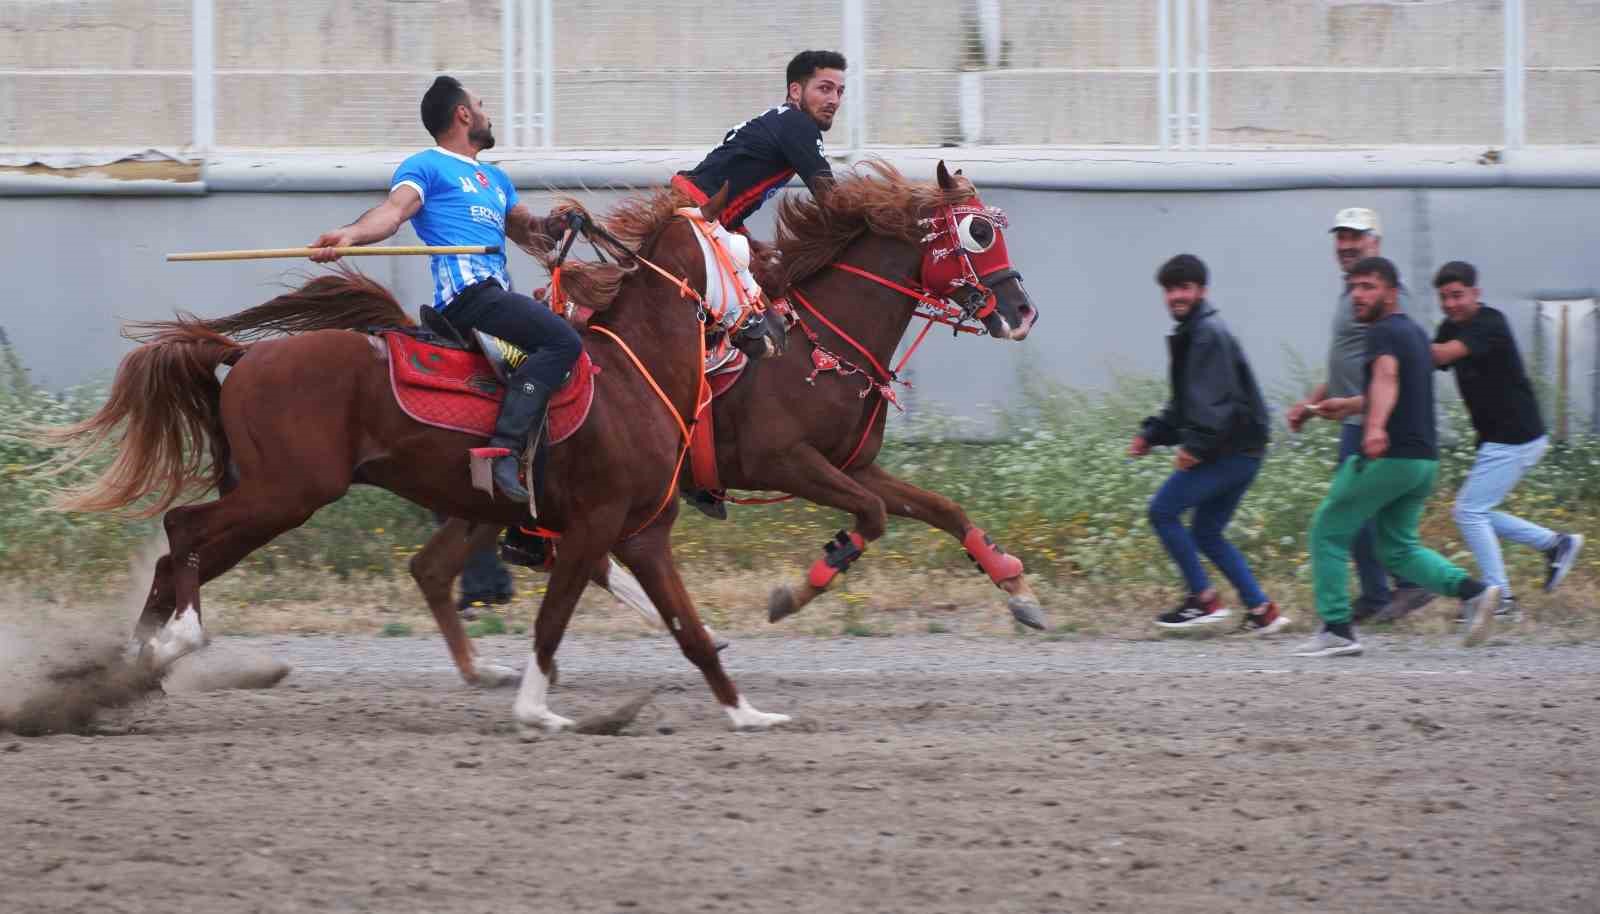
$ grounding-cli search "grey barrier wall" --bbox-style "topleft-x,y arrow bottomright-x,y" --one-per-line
4,182 -> 1596,430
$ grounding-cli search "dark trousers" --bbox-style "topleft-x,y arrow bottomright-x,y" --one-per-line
1338,423 -> 1415,606
442,280 -> 583,389
432,513 -> 511,601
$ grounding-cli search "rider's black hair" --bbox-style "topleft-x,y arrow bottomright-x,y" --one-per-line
421,75 -> 470,139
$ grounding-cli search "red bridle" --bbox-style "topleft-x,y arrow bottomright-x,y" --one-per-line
777,195 -> 1022,479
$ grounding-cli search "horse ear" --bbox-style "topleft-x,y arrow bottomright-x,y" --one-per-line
701,181 -> 731,222
936,160 -> 956,190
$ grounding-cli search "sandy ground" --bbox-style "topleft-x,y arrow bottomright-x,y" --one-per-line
2,633 -> 1598,914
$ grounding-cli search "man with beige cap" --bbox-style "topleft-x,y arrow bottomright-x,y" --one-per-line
1287,207 -> 1433,623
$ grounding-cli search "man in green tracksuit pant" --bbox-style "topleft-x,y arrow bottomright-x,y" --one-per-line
1294,257 -> 1500,657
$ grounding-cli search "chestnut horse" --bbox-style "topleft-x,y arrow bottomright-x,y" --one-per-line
711,160 -> 1044,625
462,161 -> 1047,629
36,188 -> 794,732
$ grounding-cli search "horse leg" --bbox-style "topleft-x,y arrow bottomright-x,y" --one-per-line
849,463 -> 1046,630
133,554 -> 179,646
410,518 -> 519,688
142,485 -> 334,672
590,556 -> 731,651
512,538 -> 608,734
613,525 -> 787,730
759,447 -> 888,623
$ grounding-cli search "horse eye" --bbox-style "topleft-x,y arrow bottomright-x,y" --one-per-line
957,214 -> 995,252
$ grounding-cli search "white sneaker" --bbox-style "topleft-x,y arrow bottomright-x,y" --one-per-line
1462,584 -> 1502,647
1290,629 -> 1363,658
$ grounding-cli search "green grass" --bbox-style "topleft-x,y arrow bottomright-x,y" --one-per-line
5,332 -> 1600,627
466,615 -> 507,638
379,622 -> 413,637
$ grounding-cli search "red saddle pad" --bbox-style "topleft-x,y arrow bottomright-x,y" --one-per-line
382,331 -> 598,443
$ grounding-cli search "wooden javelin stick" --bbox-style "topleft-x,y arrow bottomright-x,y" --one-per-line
166,244 -> 502,262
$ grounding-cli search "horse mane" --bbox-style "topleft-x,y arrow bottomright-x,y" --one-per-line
126,266 -> 413,343
774,160 -> 976,287
515,186 -> 697,313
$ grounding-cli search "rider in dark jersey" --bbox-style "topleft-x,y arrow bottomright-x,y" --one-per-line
674,50 -> 846,518
674,50 -> 844,232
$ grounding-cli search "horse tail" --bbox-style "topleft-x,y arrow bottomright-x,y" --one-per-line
126,266 -> 413,343
32,320 -> 247,517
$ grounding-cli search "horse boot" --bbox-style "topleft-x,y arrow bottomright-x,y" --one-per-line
488,375 -> 554,503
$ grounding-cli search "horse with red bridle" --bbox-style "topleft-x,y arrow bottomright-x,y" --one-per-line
412,160 -> 1046,644
698,159 -> 1045,625
35,186 -> 794,732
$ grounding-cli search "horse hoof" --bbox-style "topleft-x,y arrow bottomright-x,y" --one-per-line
472,664 -> 521,689
515,712 -> 576,738
725,698 -> 792,731
767,586 -> 800,623
1007,596 -> 1047,631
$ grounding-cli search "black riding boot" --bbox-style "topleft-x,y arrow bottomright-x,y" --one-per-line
490,376 -> 554,503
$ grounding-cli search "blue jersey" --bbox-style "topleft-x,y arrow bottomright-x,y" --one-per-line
391,147 -> 519,308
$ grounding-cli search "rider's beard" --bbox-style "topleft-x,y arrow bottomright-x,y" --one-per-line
804,99 -> 836,132
469,116 -> 496,150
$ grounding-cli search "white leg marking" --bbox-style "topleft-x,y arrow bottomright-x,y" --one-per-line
473,663 -> 520,688
723,695 -> 791,731
604,557 -> 664,630
512,657 -> 574,732
604,557 -> 729,649
150,606 -> 207,670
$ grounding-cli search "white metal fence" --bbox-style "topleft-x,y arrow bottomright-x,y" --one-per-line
3,0 -> 1597,154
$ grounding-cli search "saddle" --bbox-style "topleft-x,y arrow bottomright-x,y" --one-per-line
381,307 -> 599,443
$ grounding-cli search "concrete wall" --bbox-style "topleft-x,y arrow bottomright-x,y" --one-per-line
6,184 -> 1597,432
4,0 -> 1598,149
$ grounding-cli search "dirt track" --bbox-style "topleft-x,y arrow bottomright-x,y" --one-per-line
4,633 -> 1599,913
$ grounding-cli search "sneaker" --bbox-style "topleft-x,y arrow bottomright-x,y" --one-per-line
1543,534 -> 1584,593
1155,594 -> 1231,629
1455,594 -> 1522,624
1350,596 -> 1386,625
1290,629 -> 1363,658
1372,585 -> 1436,623
1462,584 -> 1502,647
1496,594 -> 1523,623
1238,603 -> 1291,636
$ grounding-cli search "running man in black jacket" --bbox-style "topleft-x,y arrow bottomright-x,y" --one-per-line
1131,255 -> 1288,633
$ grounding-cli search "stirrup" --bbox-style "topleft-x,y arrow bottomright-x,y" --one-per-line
683,488 -> 728,521
501,526 -> 554,570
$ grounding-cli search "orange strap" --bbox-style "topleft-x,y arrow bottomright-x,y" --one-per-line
588,321 -> 710,540
631,254 -> 705,308
686,216 -> 762,326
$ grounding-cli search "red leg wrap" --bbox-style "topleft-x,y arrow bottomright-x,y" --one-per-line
963,527 -> 1024,584
807,531 -> 866,590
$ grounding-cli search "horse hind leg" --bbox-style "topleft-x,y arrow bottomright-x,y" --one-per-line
849,463 -> 1046,630
614,526 -> 787,730
758,447 -> 888,623
411,519 -> 519,688
593,557 -> 730,651
142,489 -> 328,673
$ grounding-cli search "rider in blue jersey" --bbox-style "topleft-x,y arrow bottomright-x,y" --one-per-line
311,76 -> 581,507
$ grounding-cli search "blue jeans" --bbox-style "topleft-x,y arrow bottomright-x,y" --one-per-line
1339,423 -> 1414,605
1147,453 -> 1269,608
1453,436 -> 1558,594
